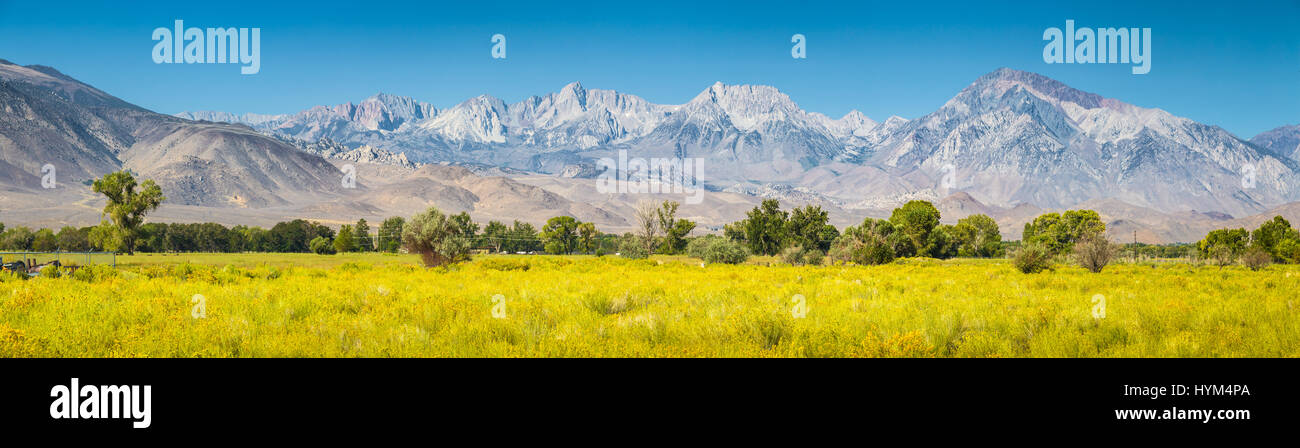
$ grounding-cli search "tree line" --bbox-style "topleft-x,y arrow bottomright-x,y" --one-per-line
2,171 -> 1277,274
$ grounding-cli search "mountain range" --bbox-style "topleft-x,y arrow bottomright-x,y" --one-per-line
3,57 -> 1298,243
181,68 -> 1299,219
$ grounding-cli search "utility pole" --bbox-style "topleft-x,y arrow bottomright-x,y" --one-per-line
1133,231 -> 1138,261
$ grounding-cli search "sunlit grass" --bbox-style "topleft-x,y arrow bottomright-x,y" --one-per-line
2,254 -> 1297,357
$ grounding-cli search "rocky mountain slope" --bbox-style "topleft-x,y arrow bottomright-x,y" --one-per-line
1251,124 -> 1300,161
0,59 -> 347,207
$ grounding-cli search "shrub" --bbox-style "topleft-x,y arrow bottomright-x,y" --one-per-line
1014,242 -> 1054,274
1074,235 -> 1118,273
1210,244 -> 1237,267
478,259 -> 530,271
1242,246 -> 1272,271
828,218 -> 898,265
780,245 -> 823,266
700,239 -> 750,264
618,237 -> 649,259
686,235 -> 723,259
39,264 -> 61,278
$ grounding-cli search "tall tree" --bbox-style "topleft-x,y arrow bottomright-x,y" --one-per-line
377,217 -> 405,252
656,201 -> 695,255
578,222 -> 598,254
743,199 -> 788,256
541,216 -> 581,254
888,200 -> 941,257
354,219 -> 373,251
1250,216 -> 1298,261
786,205 -> 836,252
506,221 -> 542,253
633,200 -> 661,255
90,171 -> 165,254
451,212 -> 479,241
953,214 -> 1004,258
334,225 -> 356,253
482,220 -> 509,253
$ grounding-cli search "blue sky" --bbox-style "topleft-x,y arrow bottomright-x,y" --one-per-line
0,0 -> 1295,137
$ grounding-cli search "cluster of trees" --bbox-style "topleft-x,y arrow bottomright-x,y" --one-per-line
0,225 -> 93,252
1012,210 -> 1112,274
1197,216 -> 1300,269
1021,210 -> 1107,255
720,200 -> 1004,266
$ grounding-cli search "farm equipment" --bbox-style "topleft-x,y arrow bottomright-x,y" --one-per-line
1,254 -> 79,277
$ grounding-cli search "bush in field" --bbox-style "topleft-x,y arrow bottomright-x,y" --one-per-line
1242,246 -> 1272,271
780,245 -> 823,266
700,238 -> 750,264
1014,242 -> 1054,274
1074,235 -> 1118,273
402,207 -> 472,267
828,218 -> 897,265
1210,244 -> 1238,267
618,237 -> 650,260
310,236 -> 335,255
686,235 -> 722,259
39,264 -> 61,278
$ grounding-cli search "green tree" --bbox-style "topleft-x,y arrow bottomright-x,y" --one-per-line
742,199 -> 788,256
1023,210 -> 1105,255
503,221 -> 541,253
90,171 -> 165,254
578,222 -> 598,254
32,228 -> 58,252
541,216 -> 581,255
657,201 -> 695,255
377,217 -> 405,252
889,200 -> 941,257
1198,228 -> 1249,262
723,219 -> 747,243
56,226 -> 91,252
334,225 -> 356,253
482,220 -> 509,253
354,219 -> 373,251
829,218 -> 898,265
451,212 -> 479,241
1,226 -> 35,251
402,207 -> 472,267
1250,216 -> 1297,262
952,214 -> 1004,258
310,236 -> 336,255
786,205 -> 836,252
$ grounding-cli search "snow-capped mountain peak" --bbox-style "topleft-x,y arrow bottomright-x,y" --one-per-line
418,95 -> 508,143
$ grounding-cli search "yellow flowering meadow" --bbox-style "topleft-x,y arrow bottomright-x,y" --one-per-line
1,254 -> 1298,357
